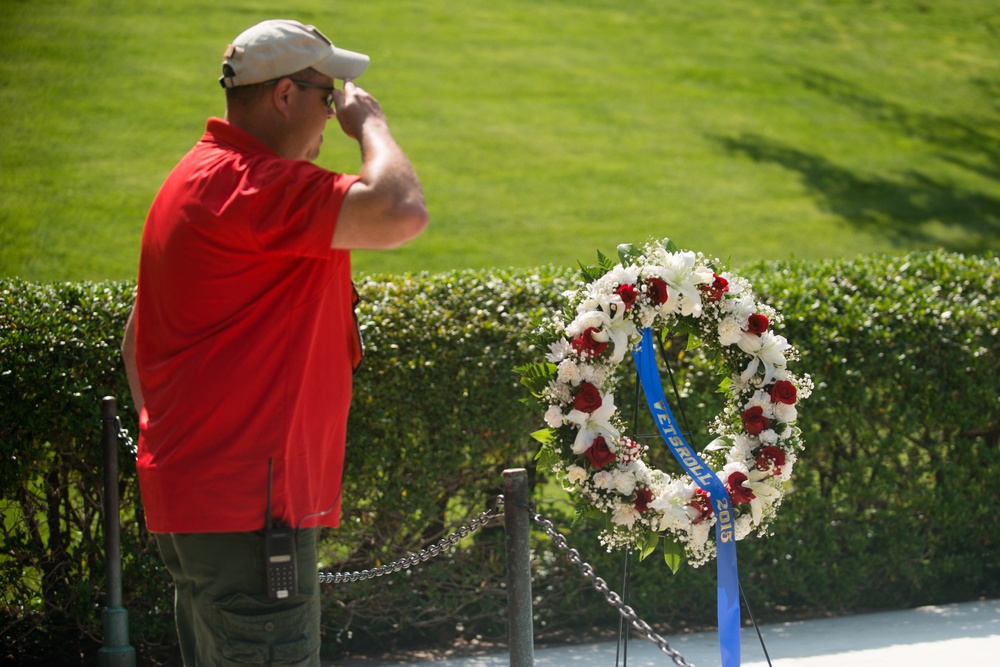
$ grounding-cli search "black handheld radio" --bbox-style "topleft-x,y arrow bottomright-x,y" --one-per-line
264,459 -> 297,600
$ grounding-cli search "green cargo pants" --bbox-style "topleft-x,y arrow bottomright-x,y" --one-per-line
155,528 -> 321,666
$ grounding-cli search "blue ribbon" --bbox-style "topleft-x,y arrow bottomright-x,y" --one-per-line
633,327 -> 741,667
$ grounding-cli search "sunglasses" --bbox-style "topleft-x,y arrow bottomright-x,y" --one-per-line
290,79 -> 335,108
262,77 -> 335,108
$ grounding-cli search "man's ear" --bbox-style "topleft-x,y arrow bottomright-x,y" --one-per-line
270,77 -> 297,117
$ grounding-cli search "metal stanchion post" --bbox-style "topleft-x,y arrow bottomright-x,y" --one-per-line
504,468 -> 534,667
98,397 -> 136,667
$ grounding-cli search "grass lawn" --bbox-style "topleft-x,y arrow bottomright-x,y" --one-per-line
1,0 -> 997,281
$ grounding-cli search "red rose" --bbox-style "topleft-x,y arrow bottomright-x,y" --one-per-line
726,471 -> 756,504
700,274 -> 730,302
571,326 -> 609,358
746,313 -> 769,336
770,380 -> 797,405
645,278 -> 670,305
742,406 -> 770,435
689,489 -> 713,523
572,382 -> 603,413
755,446 -> 786,476
585,436 -> 616,470
634,487 -> 653,513
616,284 -> 638,311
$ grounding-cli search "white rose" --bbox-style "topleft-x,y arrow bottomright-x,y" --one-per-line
544,405 -> 564,429
611,502 -> 640,528
613,471 -> 637,496
592,471 -> 614,490
718,317 -> 743,346
565,465 -> 588,486
557,359 -> 581,385
758,429 -> 779,445
746,391 -> 775,417
773,402 -> 798,423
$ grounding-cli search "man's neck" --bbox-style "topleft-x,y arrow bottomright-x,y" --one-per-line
225,108 -> 293,158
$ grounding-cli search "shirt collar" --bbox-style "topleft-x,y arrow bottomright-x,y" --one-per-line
203,117 -> 280,157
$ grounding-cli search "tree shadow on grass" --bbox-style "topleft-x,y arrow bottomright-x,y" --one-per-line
709,67 -> 1000,254
796,67 -> 1000,182
713,133 -> 1000,253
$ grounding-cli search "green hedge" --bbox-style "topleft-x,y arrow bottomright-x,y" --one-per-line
1,250 -> 997,665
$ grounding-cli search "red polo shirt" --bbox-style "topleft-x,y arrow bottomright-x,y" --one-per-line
134,118 -> 361,533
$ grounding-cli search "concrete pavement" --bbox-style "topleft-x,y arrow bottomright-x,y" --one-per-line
336,598 -> 1000,666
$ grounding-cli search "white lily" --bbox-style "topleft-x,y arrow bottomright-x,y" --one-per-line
745,469 -> 783,526
567,299 -> 637,365
603,305 -> 637,364
657,249 -> 714,317
649,479 -> 696,532
566,306 -> 603,337
565,392 -> 620,454
739,330 -> 791,385
725,462 -> 783,527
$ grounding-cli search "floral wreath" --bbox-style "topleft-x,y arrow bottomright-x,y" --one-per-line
518,239 -> 812,568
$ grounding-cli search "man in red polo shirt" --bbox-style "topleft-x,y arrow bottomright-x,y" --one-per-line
120,19 -> 428,666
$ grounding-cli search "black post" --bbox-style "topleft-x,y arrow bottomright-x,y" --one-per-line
98,396 -> 136,667
504,468 -> 534,667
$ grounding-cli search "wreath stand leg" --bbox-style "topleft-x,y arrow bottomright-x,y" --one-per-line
614,553 -> 632,667
614,365 -> 645,667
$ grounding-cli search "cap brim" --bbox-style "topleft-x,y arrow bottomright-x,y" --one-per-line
314,47 -> 369,81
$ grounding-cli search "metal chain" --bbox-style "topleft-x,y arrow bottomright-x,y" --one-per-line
529,510 -> 696,667
111,416 -> 138,455
316,495 -> 694,667
318,497 -> 506,584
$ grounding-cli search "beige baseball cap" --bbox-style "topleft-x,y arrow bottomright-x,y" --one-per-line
219,19 -> 369,89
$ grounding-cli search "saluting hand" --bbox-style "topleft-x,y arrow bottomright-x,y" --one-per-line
332,81 -> 388,141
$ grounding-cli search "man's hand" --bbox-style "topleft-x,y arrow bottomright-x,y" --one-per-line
332,81 -> 387,141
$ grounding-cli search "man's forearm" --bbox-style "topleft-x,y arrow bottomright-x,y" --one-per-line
356,118 -> 426,221
121,307 -> 145,413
